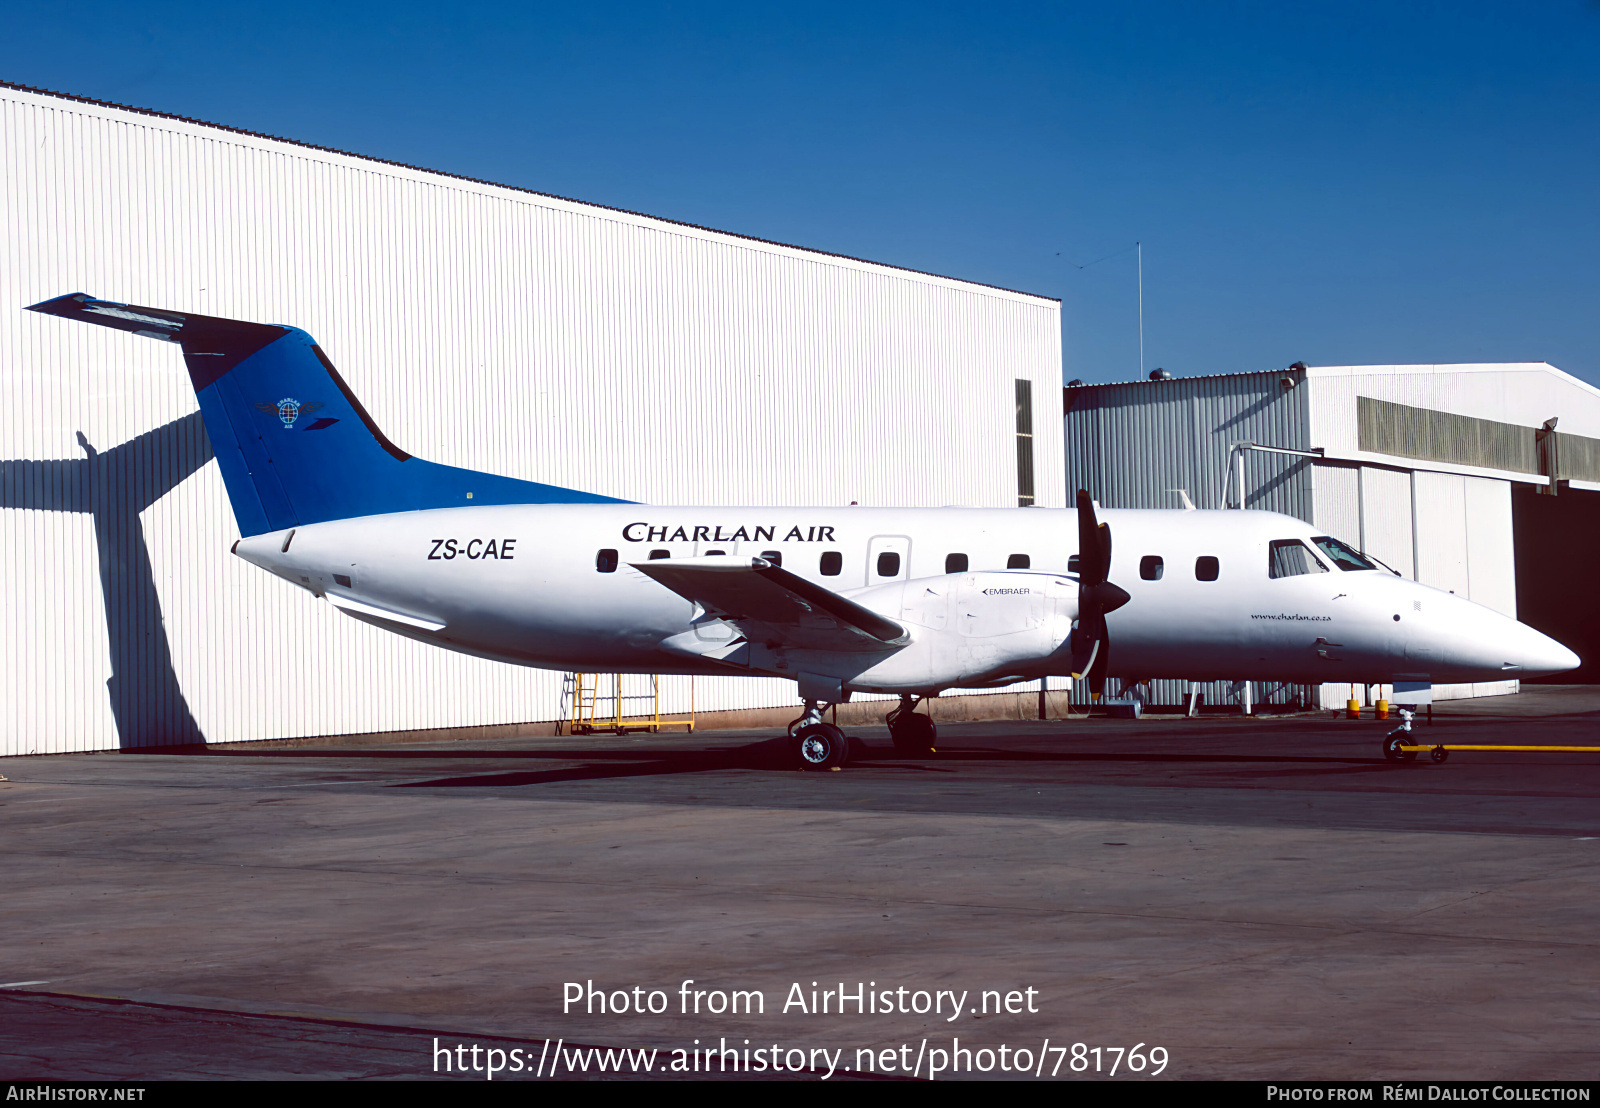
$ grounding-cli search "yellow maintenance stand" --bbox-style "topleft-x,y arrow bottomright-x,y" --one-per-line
562,673 -> 695,737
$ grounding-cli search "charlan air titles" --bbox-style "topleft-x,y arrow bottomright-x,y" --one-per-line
621,523 -> 839,544
421,521 -> 843,563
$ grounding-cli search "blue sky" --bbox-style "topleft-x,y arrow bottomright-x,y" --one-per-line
4,1 -> 1597,385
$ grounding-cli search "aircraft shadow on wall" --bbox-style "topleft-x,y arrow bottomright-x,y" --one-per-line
0,411 -> 211,748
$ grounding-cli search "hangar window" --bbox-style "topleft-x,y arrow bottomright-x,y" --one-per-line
1195,556 -> 1220,581
761,550 -> 782,567
596,549 -> 619,573
1007,554 -> 1031,569
1140,556 -> 1164,581
649,549 -> 670,560
945,552 -> 969,573
1268,540 -> 1328,579
877,552 -> 901,578
1311,536 -> 1379,572
820,551 -> 842,576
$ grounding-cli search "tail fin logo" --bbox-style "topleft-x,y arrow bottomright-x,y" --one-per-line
256,398 -> 325,428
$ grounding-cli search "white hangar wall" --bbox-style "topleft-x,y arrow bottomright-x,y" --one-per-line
0,84 -> 1064,756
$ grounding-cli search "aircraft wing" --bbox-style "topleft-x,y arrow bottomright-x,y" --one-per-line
633,557 -> 907,653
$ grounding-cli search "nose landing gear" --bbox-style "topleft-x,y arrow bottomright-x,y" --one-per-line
1383,708 -> 1418,762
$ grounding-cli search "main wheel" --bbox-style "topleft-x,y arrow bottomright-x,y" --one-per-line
1384,735 -> 1415,763
794,722 -> 849,770
890,712 -> 937,755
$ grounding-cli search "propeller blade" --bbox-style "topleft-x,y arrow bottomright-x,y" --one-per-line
1072,489 -> 1124,702
1071,626 -> 1101,680
1076,489 -> 1109,587
1088,646 -> 1109,699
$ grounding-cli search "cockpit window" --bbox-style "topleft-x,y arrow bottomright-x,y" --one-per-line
1310,536 -> 1379,572
1268,540 -> 1329,578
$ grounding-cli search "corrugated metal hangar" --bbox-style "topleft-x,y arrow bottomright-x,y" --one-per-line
0,82 -> 1064,757
1065,360 -> 1600,710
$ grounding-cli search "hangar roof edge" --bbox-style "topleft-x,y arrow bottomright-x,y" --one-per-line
1305,362 -> 1599,400
1069,362 -> 1593,397
0,79 -> 1061,307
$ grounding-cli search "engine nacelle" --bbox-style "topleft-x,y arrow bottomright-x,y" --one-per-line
838,571 -> 1079,693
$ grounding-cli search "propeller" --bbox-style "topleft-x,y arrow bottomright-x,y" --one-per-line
1071,489 -> 1131,699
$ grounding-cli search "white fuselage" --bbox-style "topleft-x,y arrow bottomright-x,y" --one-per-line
233,504 -> 1578,695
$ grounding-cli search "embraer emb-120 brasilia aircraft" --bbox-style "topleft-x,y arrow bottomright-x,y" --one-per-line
30,294 -> 1580,768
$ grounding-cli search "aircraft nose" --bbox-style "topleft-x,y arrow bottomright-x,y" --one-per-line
1500,621 -> 1581,677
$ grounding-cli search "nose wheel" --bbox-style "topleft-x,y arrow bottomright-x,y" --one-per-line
1384,734 -> 1416,763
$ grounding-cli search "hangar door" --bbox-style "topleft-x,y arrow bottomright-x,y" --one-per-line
1513,484 -> 1599,683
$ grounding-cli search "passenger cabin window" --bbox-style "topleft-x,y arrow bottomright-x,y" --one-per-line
1068,555 -> 1081,574
1007,554 -> 1030,569
649,549 -> 670,560
1268,540 -> 1329,579
877,552 -> 901,577
1140,555 -> 1164,581
596,549 -> 619,573
761,550 -> 782,567
1311,536 -> 1379,571
945,553 -> 968,573
820,551 -> 843,576
705,549 -> 726,556
1195,556 -> 1220,581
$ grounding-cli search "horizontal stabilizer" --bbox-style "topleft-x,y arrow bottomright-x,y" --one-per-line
634,557 -> 907,653
28,294 -> 289,388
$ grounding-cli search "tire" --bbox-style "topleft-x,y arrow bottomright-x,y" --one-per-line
1430,747 -> 1449,764
794,723 -> 849,770
1384,735 -> 1414,763
890,712 -> 937,755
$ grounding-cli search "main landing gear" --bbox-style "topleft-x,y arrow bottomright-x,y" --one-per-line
886,695 -> 937,756
786,696 -> 939,769
790,700 -> 849,771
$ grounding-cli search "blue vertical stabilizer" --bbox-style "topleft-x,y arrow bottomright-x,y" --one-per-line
28,294 -> 627,535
